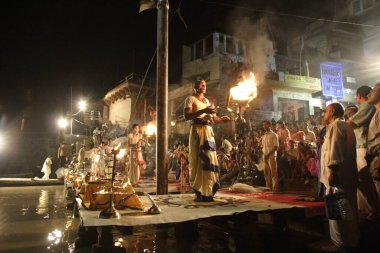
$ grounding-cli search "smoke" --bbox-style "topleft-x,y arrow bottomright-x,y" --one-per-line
227,15 -> 276,85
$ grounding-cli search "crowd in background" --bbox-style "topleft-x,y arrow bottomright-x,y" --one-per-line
168,84 -> 380,227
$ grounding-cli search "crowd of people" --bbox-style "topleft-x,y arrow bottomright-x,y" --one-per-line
180,79 -> 380,251
40,78 -> 380,252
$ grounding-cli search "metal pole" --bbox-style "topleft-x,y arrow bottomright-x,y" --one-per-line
70,87 -> 73,135
156,0 -> 169,195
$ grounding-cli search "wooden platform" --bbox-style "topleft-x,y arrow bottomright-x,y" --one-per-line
76,191 -> 325,227
0,177 -> 64,187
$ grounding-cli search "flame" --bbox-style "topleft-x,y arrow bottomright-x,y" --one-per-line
114,143 -> 122,150
230,72 -> 257,102
116,148 -> 127,159
145,122 -> 157,136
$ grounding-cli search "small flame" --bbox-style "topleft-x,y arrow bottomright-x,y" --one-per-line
114,143 -> 122,150
116,148 -> 126,159
145,123 -> 156,136
230,72 -> 257,102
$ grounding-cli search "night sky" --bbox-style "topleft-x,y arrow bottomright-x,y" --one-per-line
0,0 -> 335,123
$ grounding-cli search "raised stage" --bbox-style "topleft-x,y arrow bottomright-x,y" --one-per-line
77,191 -> 325,227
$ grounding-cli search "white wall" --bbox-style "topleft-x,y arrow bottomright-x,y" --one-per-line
273,89 -> 322,115
109,98 -> 131,128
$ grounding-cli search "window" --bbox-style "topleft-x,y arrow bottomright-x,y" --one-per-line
352,0 -> 362,14
362,0 -> 372,9
191,44 -> 195,61
226,37 -> 235,54
205,35 -> 213,56
196,41 -> 203,59
237,41 -> 245,56
219,34 -> 225,53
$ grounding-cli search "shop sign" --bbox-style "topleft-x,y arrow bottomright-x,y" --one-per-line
283,74 -> 321,90
320,62 -> 344,98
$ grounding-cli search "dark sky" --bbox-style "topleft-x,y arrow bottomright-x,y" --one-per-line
0,0 -> 335,121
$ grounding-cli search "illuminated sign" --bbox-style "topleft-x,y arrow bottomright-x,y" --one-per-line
283,74 -> 321,91
320,62 -> 344,98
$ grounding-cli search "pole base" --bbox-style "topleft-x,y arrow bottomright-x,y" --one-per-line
99,207 -> 120,219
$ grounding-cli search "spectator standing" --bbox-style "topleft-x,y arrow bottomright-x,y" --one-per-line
41,156 -> 52,180
78,144 -> 86,171
262,120 -> 279,191
57,144 -> 67,168
220,135 -> 233,158
347,85 -> 380,221
367,82 -> 380,216
302,122 -> 316,144
320,103 -> 359,250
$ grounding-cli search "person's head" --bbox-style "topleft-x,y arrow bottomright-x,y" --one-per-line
356,85 -> 372,103
263,120 -> 271,131
301,122 -> 309,131
132,124 -> 139,133
193,79 -> 207,95
322,103 -> 345,125
276,120 -> 285,130
368,82 -> 380,106
289,140 -> 295,149
344,104 -> 358,120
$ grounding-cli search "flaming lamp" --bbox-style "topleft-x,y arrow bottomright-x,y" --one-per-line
99,147 -> 121,219
229,72 -> 258,105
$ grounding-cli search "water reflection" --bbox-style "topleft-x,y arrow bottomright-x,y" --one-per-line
20,205 -> 29,216
36,190 -> 49,216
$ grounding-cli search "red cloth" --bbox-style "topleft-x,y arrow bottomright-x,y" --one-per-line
221,191 -> 325,218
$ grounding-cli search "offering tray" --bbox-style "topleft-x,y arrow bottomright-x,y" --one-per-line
87,180 -> 110,184
93,191 -> 128,195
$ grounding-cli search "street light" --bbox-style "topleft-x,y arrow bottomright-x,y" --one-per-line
70,99 -> 87,135
57,118 -> 69,129
57,99 -> 87,135
78,100 -> 87,112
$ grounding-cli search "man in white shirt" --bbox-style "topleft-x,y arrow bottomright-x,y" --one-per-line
320,103 -> 359,250
302,122 -> 316,144
347,85 -> 379,221
220,136 -> 233,157
367,82 -> 380,219
262,120 -> 279,191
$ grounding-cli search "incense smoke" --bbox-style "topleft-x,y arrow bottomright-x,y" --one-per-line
227,15 -> 276,85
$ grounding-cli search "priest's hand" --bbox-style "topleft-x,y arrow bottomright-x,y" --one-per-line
220,115 -> 231,122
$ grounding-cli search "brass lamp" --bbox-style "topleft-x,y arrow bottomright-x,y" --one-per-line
99,148 -> 121,219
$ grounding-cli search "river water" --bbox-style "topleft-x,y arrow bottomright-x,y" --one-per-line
2,184 -> 353,253
0,186 -> 236,253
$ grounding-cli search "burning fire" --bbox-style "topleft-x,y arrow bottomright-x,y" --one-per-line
116,148 -> 127,159
114,143 -> 122,150
230,72 -> 258,103
145,122 -> 157,136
